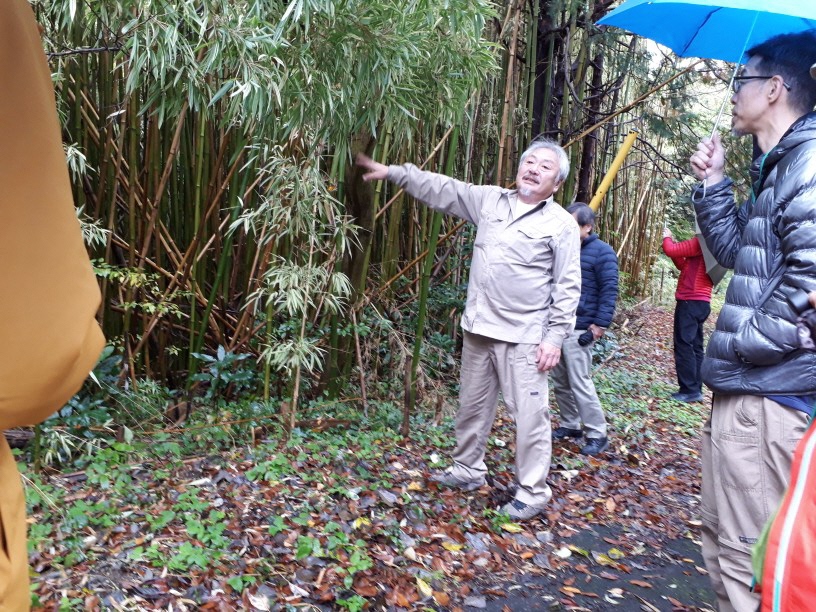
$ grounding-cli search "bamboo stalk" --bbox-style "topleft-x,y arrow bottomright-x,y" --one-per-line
496,0 -> 521,184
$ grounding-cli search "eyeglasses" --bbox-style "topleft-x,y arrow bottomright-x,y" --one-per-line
732,75 -> 792,93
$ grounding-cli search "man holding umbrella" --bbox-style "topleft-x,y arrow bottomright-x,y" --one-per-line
690,32 -> 816,611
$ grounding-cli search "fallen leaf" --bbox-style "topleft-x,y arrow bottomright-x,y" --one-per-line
378,490 -> 398,506
554,546 -> 572,559
443,541 -> 464,552
629,579 -> 653,589
592,551 -> 618,567
568,544 -> 589,557
463,595 -> 487,608
395,590 -> 410,607
416,578 -> 433,598
501,523 -> 524,533
247,592 -> 270,611
354,579 -> 378,597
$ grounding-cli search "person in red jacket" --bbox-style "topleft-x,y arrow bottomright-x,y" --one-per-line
662,228 -> 714,402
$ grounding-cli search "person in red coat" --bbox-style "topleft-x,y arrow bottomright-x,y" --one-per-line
662,229 -> 713,402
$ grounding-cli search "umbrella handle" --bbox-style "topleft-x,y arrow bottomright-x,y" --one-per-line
692,176 -> 708,205
694,63 -> 743,206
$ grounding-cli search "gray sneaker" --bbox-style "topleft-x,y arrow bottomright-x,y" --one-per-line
501,498 -> 544,520
431,469 -> 486,491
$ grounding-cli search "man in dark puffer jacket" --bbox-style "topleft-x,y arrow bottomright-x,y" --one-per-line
551,203 -> 618,456
690,32 -> 816,612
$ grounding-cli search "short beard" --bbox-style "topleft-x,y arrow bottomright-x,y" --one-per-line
519,187 -> 533,197
731,118 -> 749,138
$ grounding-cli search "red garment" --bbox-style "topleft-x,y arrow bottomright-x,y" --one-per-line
663,236 -> 713,302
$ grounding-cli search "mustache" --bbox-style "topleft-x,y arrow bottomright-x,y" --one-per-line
522,173 -> 540,183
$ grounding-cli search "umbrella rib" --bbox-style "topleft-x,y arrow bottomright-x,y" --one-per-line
678,8 -> 719,57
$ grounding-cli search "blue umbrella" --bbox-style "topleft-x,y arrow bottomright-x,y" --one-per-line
595,0 -> 816,285
597,0 -> 816,63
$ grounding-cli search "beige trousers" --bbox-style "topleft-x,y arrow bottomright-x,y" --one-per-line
449,331 -> 552,507
701,395 -> 808,612
550,329 -> 607,438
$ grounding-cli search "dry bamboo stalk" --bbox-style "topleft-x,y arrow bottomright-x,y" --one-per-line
351,309 -> 368,417
496,0 -> 521,184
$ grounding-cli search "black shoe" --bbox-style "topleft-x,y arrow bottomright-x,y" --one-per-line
552,427 -> 583,440
671,391 -> 703,403
580,437 -> 609,456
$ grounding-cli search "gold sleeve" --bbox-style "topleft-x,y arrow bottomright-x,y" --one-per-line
0,0 -> 105,431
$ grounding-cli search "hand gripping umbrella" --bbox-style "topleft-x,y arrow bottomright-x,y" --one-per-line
597,0 -> 816,285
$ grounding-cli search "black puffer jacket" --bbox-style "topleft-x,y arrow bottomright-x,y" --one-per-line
575,234 -> 618,331
693,112 -> 816,395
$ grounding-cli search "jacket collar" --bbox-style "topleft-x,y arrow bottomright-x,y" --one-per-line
751,111 -> 816,190
581,233 -> 599,247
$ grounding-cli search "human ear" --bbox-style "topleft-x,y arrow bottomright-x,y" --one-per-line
768,76 -> 784,102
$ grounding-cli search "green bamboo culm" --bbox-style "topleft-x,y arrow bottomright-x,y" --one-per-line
405,125 -> 461,435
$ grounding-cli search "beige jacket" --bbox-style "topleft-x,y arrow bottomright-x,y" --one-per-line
388,164 -> 580,347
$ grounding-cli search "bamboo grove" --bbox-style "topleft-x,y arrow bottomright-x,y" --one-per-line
36,0 -> 740,429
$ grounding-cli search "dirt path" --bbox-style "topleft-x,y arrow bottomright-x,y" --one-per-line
463,303 -> 716,611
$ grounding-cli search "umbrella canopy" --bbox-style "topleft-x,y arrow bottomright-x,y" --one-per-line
597,0 -> 816,63
695,226 -> 727,285
598,0 -> 816,284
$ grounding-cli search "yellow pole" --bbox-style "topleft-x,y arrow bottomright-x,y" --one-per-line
588,130 -> 639,212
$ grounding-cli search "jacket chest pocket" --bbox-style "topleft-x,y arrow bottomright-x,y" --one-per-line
474,213 -> 506,250
509,227 -> 554,266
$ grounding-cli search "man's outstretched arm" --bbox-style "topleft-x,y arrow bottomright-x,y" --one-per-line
357,153 -> 389,181
356,153 -> 495,225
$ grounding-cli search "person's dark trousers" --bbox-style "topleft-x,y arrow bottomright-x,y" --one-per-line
674,299 -> 711,395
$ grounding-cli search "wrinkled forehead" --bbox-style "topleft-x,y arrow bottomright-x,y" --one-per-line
523,148 -> 558,165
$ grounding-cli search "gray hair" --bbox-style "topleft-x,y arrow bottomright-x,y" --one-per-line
566,202 -> 595,228
519,138 -> 570,183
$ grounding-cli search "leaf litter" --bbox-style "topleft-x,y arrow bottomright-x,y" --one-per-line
27,303 -> 715,610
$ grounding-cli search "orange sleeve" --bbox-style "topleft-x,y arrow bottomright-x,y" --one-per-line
0,0 -> 105,429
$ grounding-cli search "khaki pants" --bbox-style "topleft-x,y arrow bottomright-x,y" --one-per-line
550,329 -> 607,438
0,436 -> 29,611
449,331 -> 552,507
701,395 -> 808,612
